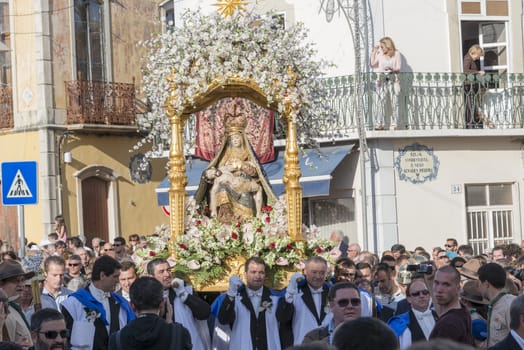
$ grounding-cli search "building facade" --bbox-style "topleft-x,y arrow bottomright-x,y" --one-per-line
1,0 -> 523,255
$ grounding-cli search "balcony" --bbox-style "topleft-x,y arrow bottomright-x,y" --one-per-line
0,85 -> 13,129
65,80 -> 136,126
320,72 -> 524,138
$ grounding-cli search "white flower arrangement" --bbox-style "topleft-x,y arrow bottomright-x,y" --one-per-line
172,195 -> 333,286
134,9 -> 332,158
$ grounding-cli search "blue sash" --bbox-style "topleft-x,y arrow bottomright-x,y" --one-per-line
71,289 -> 135,326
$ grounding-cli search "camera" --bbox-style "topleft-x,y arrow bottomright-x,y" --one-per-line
406,263 -> 433,275
507,267 -> 524,281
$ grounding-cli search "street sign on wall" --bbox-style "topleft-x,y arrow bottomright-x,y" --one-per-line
1,161 -> 38,205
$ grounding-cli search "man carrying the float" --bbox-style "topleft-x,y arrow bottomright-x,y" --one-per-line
276,256 -> 332,347
218,256 -> 281,350
147,258 -> 211,350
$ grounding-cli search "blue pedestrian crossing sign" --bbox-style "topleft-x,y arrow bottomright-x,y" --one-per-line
1,161 -> 38,205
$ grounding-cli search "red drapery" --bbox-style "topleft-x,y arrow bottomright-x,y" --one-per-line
194,97 -> 275,164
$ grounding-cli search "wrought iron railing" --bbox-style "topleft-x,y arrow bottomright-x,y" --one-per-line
321,72 -> 524,135
0,85 -> 13,129
65,80 -> 136,125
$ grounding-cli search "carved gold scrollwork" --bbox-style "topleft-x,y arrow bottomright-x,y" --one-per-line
165,70 -> 304,243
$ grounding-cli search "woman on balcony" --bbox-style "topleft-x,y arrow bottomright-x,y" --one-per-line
463,44 -> 485,129
371,36 -> 402,130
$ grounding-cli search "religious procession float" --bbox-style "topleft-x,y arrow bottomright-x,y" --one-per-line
133,1 -> 335,290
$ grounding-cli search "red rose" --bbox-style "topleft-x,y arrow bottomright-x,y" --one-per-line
179,243 -> 187,250
196,220 -> 202,226
235,221 -> 241,228
315,247 -> 323,253
262,205 -> 272,212
286,244 -> 293,251
264,216 -> 271,223
149,251 -> 156,257
232,232 -> 238,240
269,243 -> 276,249
256,227 -> 262,233
204,206 -> 210,213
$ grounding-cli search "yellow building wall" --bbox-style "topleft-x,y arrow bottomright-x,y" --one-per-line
61,133 -> 168,239
12,1 -> 38,112
0,131 -> 45,244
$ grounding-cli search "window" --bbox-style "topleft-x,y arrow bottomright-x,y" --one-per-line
460,0 -> 508,16
74,0 -> 106,81
303,196 -> 356,240
465,183 -> 515,254
160,0 -> 175,33
0,0 -> 11,85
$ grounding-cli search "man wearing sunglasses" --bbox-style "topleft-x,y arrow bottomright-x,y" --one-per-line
112,238 -> 131,263
30,308 -> 69,350
388,279 -> 437,349
302,281 -> 362,345
64,255 -> 85,292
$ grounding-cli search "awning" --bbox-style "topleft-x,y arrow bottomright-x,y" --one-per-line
156,145 -> 353,206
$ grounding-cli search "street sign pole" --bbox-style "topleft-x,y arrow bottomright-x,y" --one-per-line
17,205 -> 25,258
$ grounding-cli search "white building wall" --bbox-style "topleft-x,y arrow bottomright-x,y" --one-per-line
393,137 -> 524,251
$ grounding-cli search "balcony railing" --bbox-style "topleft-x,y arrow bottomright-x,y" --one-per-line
321,72 -> 524,136
65,80 -> 136,125
0,85 -> 13,129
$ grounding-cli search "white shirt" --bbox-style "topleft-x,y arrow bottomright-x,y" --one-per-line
247,287 -> 263,318
412,307 -> 436,339
308,285 -> 323,318
89,284 -> 111,332
510,330 -> 524,349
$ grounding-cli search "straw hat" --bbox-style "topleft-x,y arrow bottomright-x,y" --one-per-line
459,258 -> 482,280
461,280 -> 489,305
0,260 -> 35,281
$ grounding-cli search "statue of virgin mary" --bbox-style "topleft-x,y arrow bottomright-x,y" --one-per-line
194,112 -> 276,224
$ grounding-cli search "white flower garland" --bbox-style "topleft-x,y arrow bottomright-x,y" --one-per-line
135,9 -> 332,157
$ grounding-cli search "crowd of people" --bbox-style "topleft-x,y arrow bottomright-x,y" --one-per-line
0,228 -> 523,350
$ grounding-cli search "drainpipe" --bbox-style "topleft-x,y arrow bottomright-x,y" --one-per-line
56,131 -> 72,215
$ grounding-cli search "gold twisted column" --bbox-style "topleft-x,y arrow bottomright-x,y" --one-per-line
283,102 -> 304,240
168,111 -> 188,239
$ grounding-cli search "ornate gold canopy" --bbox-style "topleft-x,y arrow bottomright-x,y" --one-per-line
164,70 -> 304,242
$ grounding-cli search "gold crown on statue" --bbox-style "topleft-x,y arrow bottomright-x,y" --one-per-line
224,111 -> 247,134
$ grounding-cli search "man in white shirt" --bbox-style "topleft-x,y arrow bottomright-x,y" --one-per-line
388,279 -> 437,349
148,258 -> 211,350
116,261 -> 137,302
276,256 -> 332,347
218,256 -> 281,350
61,255 -> 135,350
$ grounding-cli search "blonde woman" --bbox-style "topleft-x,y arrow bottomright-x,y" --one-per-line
463,44 -> 485,128
370,37 -> 402,130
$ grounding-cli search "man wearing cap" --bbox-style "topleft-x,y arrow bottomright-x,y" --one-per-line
461,280 -> 489,347
41,256 -> 72,311
0,260 -> 35,347
388,279 -> 438,350
478,262 -> 516,347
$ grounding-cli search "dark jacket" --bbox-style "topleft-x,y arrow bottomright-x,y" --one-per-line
487,332 -> 521,350
108,314 -> 192,350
